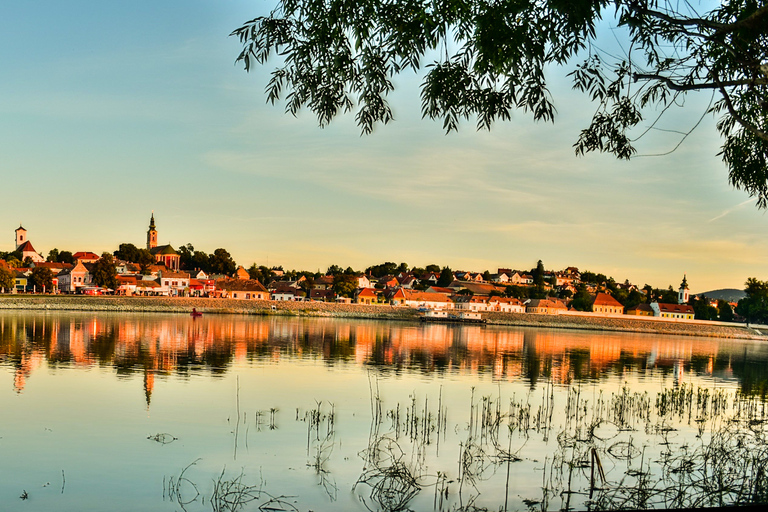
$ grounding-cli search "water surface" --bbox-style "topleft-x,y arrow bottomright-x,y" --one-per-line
1,312 -> 767,511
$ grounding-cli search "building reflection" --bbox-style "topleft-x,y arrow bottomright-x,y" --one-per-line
1,313 -> 767,401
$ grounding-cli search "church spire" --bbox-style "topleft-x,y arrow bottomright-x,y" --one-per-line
678,274 -> 689,304
147,212 -> 158,250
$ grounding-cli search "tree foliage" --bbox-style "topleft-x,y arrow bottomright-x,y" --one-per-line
736,277 -> 768,323
0,265 -> 13,291
233,0 -> 768,204
28,267 -> 53,292
91,253 -> 119,291
437,266 -> 453,287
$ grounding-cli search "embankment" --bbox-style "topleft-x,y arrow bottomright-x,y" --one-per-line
0,295 -> 763,340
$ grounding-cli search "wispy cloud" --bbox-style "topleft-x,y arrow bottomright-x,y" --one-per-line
708,197 -> 757,222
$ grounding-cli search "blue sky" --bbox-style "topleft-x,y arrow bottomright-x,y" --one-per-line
1,1 -> 765,292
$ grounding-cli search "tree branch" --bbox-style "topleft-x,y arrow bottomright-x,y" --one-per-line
633,73 -> 767,91
716,80 -> 768,142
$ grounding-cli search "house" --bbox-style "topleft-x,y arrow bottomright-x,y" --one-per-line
57,261 -> 90,293
356,274 -> 371,288
592,292 -> 625,315
397,274 -> 417,289
489,273 -> 510,284
454,296 -> 490,311
13,269 -> 29,292
72,252 -> 100,263
424,286 -> 454,296
396,289 -> 454,309
377,275 -> 399,289
234,266 -> 250,280
158,270 -> 190,296
188,278 -> 216,297
626,303 -> 654,316
488,297 -> 525,313
356,287 -> 378,305
133,279 -> 167,296
116,275 -> 139,295
526,298 -> 567,315
651,302 -> 695,320
313,275 -> 335,290
310,289 -> 336,302
272,289 -> 302,301
216,279 -> 270,300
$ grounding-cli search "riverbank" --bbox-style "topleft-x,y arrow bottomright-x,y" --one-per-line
0,295 -> 763,340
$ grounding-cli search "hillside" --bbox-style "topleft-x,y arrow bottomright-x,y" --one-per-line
695,288 -> 745,302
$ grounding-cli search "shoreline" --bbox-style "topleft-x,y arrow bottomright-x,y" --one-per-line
0,295 -> 763,340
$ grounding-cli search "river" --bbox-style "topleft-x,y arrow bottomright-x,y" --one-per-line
1,311 -> 767,511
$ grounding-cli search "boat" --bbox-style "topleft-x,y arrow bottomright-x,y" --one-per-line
191,308 -> 203,317
419,309 -> 486,324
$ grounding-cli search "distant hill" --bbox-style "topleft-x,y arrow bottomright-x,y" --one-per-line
694,288 -> 746,302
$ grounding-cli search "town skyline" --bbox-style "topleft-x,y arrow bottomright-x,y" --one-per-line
2,2 -> 766,293
0,216 -> 743,295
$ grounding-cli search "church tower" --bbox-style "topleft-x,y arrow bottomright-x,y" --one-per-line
15,225 -> 26,250
147,213 -> 158,250
678,274 -> 689,304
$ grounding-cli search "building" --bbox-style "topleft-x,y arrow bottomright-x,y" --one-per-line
626,303 -> 654,316
592,292 -> 625,315
158,270 -> 190,296
651,302 -> 695,320
145,213 -> 180,271
216,279 -> 269,300
526,298 -> 567,315
678,275 -> 690,304
356,288 -> 378,304
72,252 -> 100,263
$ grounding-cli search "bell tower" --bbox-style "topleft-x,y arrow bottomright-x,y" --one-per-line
147,212 -> 158,250
678,274 -> 689,304
15,225 -> 26,250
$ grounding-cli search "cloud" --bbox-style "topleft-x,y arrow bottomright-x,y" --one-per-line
707,197 -> 757,222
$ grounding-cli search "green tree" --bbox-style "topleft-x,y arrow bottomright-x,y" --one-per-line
425,264 -> 441,274
692,296 -> 718,320
0,266 -> 15,291
209,248 -> 237,276
736,278 -> 768,324
47,248 -> 60,263
91,253 -> 119,290
332,274 -> 358,298
58,251 -> 75,265
114,243 -> 142,262
28,267 -> 53,292
437,266 -> 453,287
234,0 -> 768,205
366,262 -> 399,278
327,265 -> 344,276
504,285 -> 528,299
570,285 -> 593,312
718,300 -> 735,322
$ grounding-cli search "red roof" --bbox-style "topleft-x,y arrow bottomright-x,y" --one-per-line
73,251 -> 100,260
593,292 -> 623,307
17,240 -> 37,253
658,303 -> 694,314
357,288 -> 377,298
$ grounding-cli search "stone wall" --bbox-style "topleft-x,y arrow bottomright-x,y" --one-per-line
0,295 -> 761,339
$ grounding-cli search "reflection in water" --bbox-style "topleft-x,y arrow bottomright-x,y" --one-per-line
2,312 -> 768,399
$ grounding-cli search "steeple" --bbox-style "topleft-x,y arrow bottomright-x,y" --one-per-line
15,224 -> 27,250
147,212 -> 158,250
678,274 -> 689,304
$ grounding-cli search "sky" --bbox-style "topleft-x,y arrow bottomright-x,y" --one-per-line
1,1 -> 765,293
